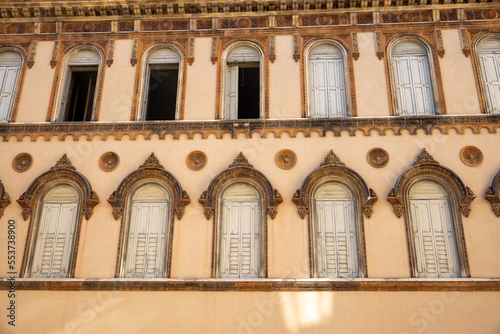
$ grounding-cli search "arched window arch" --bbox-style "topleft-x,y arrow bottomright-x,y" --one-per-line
137,45 -> 183,121
17,154 -> 99,278
0,49 -> 23,123
475,36 -> 500,114
293,150 -> 377,278
222,43 -> 264,120
107,153 -> 190,278
54,46 -> 103,122
306,41 -> 350,118
387,149 -> 475,278
389,38 -> 439,116
0,178 -> 11,219
199,152 -> 282,278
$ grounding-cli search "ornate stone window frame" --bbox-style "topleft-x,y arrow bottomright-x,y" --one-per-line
386,34 -> 445,116
48,44 -> 106,122
0,46 -> 27,123
16,154 -> 99,278
485,170 -> 500,217
132,43 -> 186,121
302,39 -> 356,118
198,152 -> 282,278
471,32 -> 500,114
0,179 -> 11,219
107,153 -> 190,278
292,150 -> 377,278
217,40 -> 267,120
386,149 -> 475,278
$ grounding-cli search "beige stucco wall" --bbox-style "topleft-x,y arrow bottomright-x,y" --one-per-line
1,130 -> 500,278
15,41 -> 55,123
1,290 -> 500,333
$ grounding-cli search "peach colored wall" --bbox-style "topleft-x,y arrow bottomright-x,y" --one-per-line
184,37 -> 218,120
1,290 -> 499,333
15,41 -> 55,123
439,29 -> 481,115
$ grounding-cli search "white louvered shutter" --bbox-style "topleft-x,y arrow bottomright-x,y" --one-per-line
0,52 -> 21,122
148,48 -> 180,64
225,65 -> 239,119
478,39 -> 500,114
314,183 -> 358,278
220,184 -> 260,278
309,45 -> 346,118
393,42 -> 435,116
227,46 -> 260,62
409,182 -> 459,278
124,185 -> 169,278
31,187 -> 79,278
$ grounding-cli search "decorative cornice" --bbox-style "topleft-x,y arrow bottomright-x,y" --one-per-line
412,148 -> 439,166
2,115 -> 500,142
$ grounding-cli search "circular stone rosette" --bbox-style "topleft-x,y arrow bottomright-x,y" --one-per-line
367,148 -> 389,168
275,149 -> 297,170
99,152 -> 120,172
460,146 -> 483,167
186,151 -> 207,171
12,153 -> 33,173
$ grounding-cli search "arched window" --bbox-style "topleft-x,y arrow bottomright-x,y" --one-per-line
476,37 -> 500,114
56,48 -> 102,122
0,50 -> 22,123
219,183 -> 262,278
28,185 -> 80,278
122,183 -> 171,278
223,44 -> 263,120
408,181 -> 460,278
138,46 -> 182,121
312,182 -> 358,278
307,43 -> 348,118
391,40 -> 436,116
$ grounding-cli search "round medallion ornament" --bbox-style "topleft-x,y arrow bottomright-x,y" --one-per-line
315,16 -> 333,25
460,146 -> 483,167
398,13 -> 413,22
5,25 -> 20,34
236,18 -> 252,28
12,153 -> 32,173
81,23 -> 95,32
187,151 -> 207,171
482,10 -> 498,20
275,149 -> 297,170
158,21 -> 173,30
99,152 -> 120,172
367,148 -> 389,168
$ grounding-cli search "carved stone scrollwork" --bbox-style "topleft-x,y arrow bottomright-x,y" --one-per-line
485,171 -> 500,218
107,153 -> 190,220
387,148 -> 476,218
293,150 -> 377,219
0,180 -> 11,219
16,154 -> 99,221
198,152 -> 282,220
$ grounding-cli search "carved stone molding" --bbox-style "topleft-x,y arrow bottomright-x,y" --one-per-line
269,34 -> 276,63
106,40 -> 115,67
198,152 -> 282,220
293,34 -> 300,62
188,37 -> 195,66
367,148 -> 389,168
485,170 -> 500,218
107,153 -> 190,220
436,29 -> 445,58
131,38 -> 139,66
275,149 -> 297,170
387,148 -> 476,218
459,28 -> 471,57
186,150 -> 207,171
211,37 -> 218,65
375,31 -> 384,60
50,40 -> 60,69
16,154 -> 99,221
460,146 -> 483,167
12,152 -> 33,173
351,32 -> 360,61
99,152 -> 120,172
27,40 -> 37,69
292,150 -> 378,219
0,179 -> 11,219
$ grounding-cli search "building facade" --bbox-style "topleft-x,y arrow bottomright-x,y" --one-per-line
1,0 -> 500,332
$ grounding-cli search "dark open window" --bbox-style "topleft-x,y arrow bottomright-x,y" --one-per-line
64,68 -> 97,122
237,65 -> 260,119
145,66 -> 179,121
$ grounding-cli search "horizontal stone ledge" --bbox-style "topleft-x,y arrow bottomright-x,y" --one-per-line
1,278 -> 499,291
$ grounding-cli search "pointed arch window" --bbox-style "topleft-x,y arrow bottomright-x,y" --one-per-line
408,181 -> 460,278
139,47 -> 182,121
0,50 -> 22,123
307,43 -> 348,118
476,37 -> 500,114
391,40 -> 436,116
123,183 -> 171,278
223,44 -> 263,120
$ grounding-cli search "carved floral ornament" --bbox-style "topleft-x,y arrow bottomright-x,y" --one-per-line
198,152 -> 282,220
16,154 -> 99,221
0,179 -> 11,219
387,149 -> 476,218
107,153 -> 190,220
485,170 -> 500,218
292,150 -> 378,219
